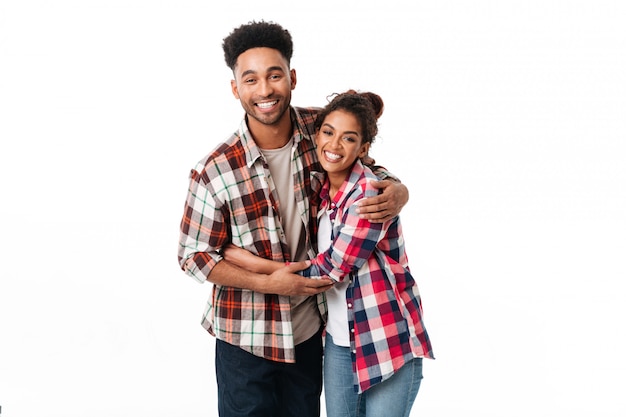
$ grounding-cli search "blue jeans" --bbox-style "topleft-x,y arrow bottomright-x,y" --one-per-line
323,333 -> 423,417
215,327 -> 323,417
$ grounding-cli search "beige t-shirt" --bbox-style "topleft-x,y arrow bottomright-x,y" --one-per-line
260,139 -> 322,345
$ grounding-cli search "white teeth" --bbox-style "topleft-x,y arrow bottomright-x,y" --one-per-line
325,151 -> 342,161
257,101 -> 277,109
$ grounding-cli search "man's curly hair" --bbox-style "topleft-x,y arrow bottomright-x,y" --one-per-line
222,20 -> 293,71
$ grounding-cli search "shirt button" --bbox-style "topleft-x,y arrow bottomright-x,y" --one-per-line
347,303 -> 352,308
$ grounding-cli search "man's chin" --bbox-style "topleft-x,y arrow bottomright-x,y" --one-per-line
251,112 -> 282,126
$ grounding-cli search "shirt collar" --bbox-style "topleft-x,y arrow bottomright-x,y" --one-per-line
237,107 -> 314,169
320,159 -> 367,213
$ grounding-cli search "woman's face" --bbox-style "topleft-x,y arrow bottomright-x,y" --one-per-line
315,109 -> 370,180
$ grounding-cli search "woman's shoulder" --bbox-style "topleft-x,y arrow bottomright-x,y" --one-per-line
347,161 -> 380,200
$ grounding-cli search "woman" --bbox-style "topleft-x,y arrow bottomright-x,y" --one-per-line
224,90 -> 434,417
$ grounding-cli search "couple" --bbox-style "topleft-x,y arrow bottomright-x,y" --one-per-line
177,21 -> 434,417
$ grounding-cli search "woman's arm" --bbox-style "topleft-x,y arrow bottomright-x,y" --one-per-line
304,179 -> 391,282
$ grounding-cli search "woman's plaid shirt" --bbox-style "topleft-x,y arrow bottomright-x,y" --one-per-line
177,106 -> 326,363
300,160 -> 435,393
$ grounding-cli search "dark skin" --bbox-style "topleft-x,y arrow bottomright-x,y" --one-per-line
185,258 -> 330,296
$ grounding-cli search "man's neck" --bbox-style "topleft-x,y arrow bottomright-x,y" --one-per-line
247,111 -> 293,150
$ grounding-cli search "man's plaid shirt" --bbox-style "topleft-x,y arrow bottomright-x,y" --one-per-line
177,106 -> 326,363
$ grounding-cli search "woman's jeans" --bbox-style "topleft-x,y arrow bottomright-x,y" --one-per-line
323,333 -> 423,417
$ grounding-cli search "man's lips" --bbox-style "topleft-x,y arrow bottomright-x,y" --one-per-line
256,100 -> 278,110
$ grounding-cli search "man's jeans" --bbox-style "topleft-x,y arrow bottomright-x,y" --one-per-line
215,328 -> 323,417
323,333 -> 423,417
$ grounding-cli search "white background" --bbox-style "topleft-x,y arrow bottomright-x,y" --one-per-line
1,1 -> 625,416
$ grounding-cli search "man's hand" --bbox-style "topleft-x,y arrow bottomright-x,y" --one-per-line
356,180 -> 409,222
264,262 -> 334,296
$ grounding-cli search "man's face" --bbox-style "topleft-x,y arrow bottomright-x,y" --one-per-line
230,47 -> 296,127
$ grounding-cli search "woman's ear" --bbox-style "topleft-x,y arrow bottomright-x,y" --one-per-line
358,142 -> 371,158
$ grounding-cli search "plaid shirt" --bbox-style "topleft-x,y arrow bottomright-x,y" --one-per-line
301,160 -> 435,393
177,106 -> 327,363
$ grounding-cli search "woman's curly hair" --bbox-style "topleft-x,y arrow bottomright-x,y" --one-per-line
315,90 -> 384,145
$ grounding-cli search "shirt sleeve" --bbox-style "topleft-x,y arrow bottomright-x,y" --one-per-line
177,168 -> 228,283
301,182 -> 389,282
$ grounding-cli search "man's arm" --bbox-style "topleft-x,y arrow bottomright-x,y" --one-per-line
356,179 -> 409,222
358,156 -> 409,222
220,243 -> 283,274
187,258 -> 333,296
179,163 -> 332,296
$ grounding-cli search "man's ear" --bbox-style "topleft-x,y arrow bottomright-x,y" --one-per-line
290,68 -> 297,90
231,79 -> 240,99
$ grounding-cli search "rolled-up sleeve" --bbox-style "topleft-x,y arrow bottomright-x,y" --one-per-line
177,168 -> 228,283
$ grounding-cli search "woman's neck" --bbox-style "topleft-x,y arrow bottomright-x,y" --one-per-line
327,172 -> 347,199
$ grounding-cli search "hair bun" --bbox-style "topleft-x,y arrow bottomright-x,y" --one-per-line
360,92 -> 384,119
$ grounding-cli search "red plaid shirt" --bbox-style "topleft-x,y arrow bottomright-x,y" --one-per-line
301,160 -> 435,392
177,106 -> 326,363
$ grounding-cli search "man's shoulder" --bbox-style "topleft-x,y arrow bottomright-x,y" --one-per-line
293,105 -> 322,118
191,132 -> 247,181
292,106 -> 322,130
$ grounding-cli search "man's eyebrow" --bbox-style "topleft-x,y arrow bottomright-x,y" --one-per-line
240,66 -> 286,78
240,69 -> 256,78
266,66 -> 286,73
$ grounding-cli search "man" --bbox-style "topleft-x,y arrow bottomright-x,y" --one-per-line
177,21 -> 408,417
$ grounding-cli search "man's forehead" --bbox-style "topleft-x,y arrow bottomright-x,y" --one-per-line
234,47 -> 289,72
